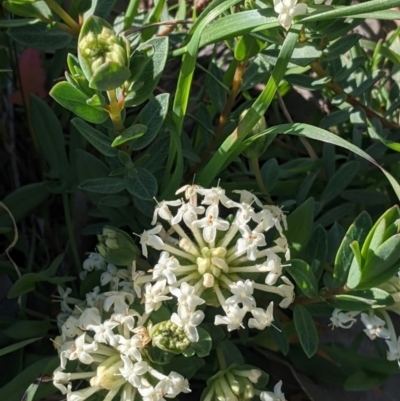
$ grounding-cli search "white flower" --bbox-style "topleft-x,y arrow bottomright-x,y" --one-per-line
255,208 -> 275,232
273,236 -> 290,261
110,309 -> 140,331
171,305 -> 205,342
165,371 -> 191,397
237,225 -> 266,261
82,253 -> 106,272
87,320 -> 119,345
248,302 -> 274,330
273,0 -> 307,30
329,309 -> 359,329
265,205 -> 288,232
234,202 -> 257,226
214,305 -> 247,331
153,251 -> 179,284
61,316 -> 80,340
197,186 -> 231,207
78,307 -> 101,330
225,280 -> 256,310
232,189 -> 261,205
257,251 -> 283,285
361,313 -> 390,340
53,367 -> 70,394
57,286 -> 74,313
176,184 -> 202,204
152,199 -> 182,224
314,0 -> 325,4
85,286 -> 102,307
171,202 -> 205,226
277,276 -> 295,308
119,355 -> 148,387
140,225 -> 165,258
192,204 -> 229,243
69,333 -> 98,364
103,291 -> 134,313
117,335 -> 143,361
386,336 -> 400,366
143,280 -> 172,313
169,282 -> 205,310
260,380 -> 286,401
100,264 -> 118,287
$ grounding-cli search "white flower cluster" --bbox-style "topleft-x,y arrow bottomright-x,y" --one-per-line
53,259 -> 191,401
138,185 -> 294,333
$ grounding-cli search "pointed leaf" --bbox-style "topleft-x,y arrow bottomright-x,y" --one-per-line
293,305 -> 318,358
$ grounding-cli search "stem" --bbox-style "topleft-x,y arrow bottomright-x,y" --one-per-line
310,60 -> 398,130
276,92 -> 318,161
162,243 -> 197,263
62,192 -> 81,272
216,344 -> 227,370
107,90 -> 125,133
124,0 -> 141,30
381,310 -> 397,342
44,0 -> 80,35
173,271 -> 200,286
250,158 -> 273,203
185,61 -> 247,179
213,284 -> 226,307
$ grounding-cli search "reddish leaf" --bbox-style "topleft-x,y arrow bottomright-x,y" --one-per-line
9,48 -> 47,106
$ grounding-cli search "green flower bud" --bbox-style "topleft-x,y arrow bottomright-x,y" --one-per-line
78,16 -> 131,91
240,109 -> 268,159
96,226 -> 136,265
150,320 -> 191,354
201,366 -> 264,401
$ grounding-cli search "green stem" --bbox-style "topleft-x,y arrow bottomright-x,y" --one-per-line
45,0 -> 80,35
62,192 -> 81,272
107,90 -> 125,133
250,157 -> 273,204
124,0 -> 141,30
216,344 -> 227,370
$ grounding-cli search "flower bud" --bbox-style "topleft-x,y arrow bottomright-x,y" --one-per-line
203,273 -> 215,288
96,226 -> 136,265
150,320 -> 191,353
78,16 -> 131,90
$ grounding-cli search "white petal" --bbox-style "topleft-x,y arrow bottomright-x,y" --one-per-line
289,3 -> 307,17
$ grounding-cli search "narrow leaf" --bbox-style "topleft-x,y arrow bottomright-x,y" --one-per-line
293,305 -> 319,358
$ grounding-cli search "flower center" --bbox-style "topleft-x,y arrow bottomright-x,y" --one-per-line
196,247 -> 229,281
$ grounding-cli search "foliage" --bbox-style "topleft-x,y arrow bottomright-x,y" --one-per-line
1,0 -> 400,400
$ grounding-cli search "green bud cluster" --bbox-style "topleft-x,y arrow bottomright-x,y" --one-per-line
97,226 -> 136,265
150,321 -> 191,354
79,27 -> 127,75
202,367 -> 262,401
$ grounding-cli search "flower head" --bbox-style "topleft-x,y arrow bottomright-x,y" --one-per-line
274,0 -> 307,30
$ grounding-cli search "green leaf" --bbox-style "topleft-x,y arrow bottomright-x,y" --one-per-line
98,196 -> 130,207
30,96 -> 71,183
7,22 -> 72,50
111,124 -> 147,147
84,0 -> 116,19
334,56 -> 365,82
200,9 -> 277,48
22,382 -> 39,401
50,82 -> 109,124
3,0 -> 53,20
285,259 -> 318,298
300,225 -> 327,281
72,118 -> 117,157
298,0 -> 400,23
270,317 -> 289,355
241,123 -> 400,201
322,33 -> 361,61
130,94 -> 169,150
89,62 -> 131,91
0,18 -> 39,27
359,234 -> 400,288
125,37 -> 169,107
3,320 -> 52,339
234,34 -> 265,61
0,182 -> 50,227
0,337 -> 42,356
126,168 -> 157,200
185,327 -> 212,358
261,158 -> 279,192
368,125 -> 400,152
350,70 -> 385,97
344,370 -> 388,391
320,109 -> 350,129
334,211 -> 372,286
293,305 -> 318,358
79,177 -> 126,194
332,288 -> 394,311
285,197 -> 314,256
